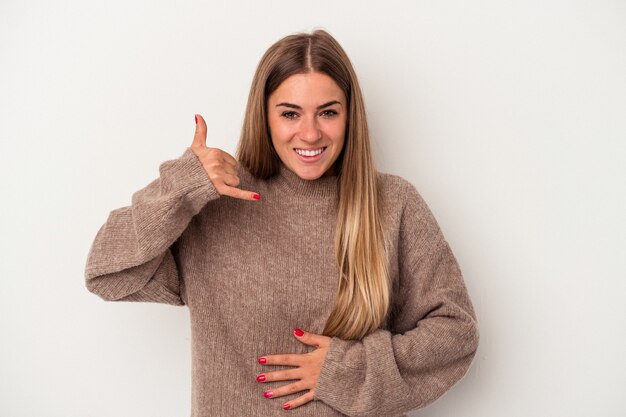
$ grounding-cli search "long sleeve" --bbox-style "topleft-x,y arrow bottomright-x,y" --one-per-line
313,181 -> 479,417
84,147 -> 220,305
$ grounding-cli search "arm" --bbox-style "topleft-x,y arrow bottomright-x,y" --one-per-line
313,182 -> 479,417
84,147 -> 220,305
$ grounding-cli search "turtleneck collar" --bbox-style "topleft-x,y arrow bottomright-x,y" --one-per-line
272,163 -> 339,199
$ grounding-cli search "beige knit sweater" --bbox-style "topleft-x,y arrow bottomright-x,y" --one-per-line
84,147 -> 479,417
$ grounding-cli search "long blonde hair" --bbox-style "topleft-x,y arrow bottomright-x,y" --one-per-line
236,30 -> 389,340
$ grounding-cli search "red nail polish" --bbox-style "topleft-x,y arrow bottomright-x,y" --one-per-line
283,403 -> 291,410
256,374 -> 266,382
253,193 -> 261,200
294,329 -> 304,337
264,390 -> 273,398
195,115 -> 198,124
258,357 -> 267,364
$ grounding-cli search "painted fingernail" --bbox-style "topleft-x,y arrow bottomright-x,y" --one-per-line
283,403 -> 291,410
258,357 -> 267,364
264,390 -> 273,398
256,374 -> 266,382
253,193 -> 261,200
195,115 -> 198,124
294,329 -> 304,337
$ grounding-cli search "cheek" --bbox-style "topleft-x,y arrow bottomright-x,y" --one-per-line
330,119 -> 347,142
268,118 -> 292,144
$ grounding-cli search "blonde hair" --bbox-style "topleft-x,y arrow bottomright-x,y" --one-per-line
236,30 -> 389,340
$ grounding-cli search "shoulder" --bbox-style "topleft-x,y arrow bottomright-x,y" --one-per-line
376,170 -> 442,239
376,171 -> 415,194
236,162 -> 256,183
235,163 -> 267,190
376,171 -> 428,214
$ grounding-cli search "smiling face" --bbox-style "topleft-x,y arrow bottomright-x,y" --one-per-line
267,71 -> 347,180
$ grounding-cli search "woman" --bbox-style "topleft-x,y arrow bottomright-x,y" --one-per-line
85,29 -> 479,416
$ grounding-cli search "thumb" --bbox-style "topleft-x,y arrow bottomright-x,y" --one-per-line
192,114 -> 207,148
293,328 -> 331,348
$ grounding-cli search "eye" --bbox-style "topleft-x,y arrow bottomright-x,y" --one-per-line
281,111 -> 298,120
321,109 -> 338,118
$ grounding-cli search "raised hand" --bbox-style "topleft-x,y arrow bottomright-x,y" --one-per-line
190,114 -> 260,201
256,329 -> 331,411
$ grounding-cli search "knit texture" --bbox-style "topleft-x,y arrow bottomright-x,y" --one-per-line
84,147 -> 479,417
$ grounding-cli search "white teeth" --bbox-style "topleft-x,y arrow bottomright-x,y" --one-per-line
295,148 -> 325,157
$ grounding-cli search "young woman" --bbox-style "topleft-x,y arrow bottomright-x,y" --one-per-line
85,29 -> 479,416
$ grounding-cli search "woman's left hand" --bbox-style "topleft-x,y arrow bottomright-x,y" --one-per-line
257,329 -> 331,410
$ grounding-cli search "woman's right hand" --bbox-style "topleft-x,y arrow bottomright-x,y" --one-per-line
191,114 -> 260,201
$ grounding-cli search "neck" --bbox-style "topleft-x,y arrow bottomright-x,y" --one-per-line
273,163 -> 339,199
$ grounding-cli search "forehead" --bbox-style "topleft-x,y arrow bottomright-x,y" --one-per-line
269,72 -> 345,104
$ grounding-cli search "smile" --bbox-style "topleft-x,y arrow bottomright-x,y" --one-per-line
295,147 -> 327,157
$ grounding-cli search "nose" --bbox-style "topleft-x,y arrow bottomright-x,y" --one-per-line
299,116 -> 322,143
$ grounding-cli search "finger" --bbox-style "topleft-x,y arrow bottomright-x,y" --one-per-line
204,147 -> 237,169
263,380 -> 308,399
220,172 -> 241,188
257,368 -> 302,383
282,391 -> 315,411
203,162 -> 239,187
258,353 -> 302,367
192,114 -> 207,148
217,184 -> 261,201
220,150 -> 238,168
293,328 -> 332,348
221,163 -> 238,176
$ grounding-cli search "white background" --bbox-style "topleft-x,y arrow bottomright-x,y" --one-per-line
1,1 -> 624,416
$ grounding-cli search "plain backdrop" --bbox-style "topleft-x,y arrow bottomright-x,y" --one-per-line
1,1 -> 624,416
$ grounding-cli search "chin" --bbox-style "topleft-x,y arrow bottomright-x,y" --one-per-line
292,165 -> 327,180
295,171 -> 324,181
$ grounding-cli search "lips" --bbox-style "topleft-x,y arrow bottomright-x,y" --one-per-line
294,147 -> 327,157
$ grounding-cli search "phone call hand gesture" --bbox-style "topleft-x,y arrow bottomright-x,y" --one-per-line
190,114 -> 260,201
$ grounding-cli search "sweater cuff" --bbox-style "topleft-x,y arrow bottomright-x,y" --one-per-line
313,336 -> 357,404
166,147 -> 220,206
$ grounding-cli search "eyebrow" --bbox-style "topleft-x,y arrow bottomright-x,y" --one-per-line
275,100 -> 342,110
